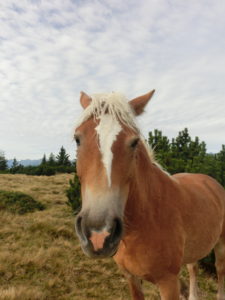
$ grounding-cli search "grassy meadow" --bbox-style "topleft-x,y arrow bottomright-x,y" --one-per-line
0,174 -> 220,299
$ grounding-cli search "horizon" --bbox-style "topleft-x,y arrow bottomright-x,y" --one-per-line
5,126 -> 224,162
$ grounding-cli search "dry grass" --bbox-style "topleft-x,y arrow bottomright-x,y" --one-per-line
0,174 -> 219,299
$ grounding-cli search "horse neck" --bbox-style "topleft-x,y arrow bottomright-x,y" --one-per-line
124,143 -> 172,234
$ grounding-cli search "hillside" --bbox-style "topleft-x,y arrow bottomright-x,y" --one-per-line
0,174 -> 219,299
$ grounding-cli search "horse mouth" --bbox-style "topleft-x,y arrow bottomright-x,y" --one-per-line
80,240 -> 120,259
75,215 -> 123,259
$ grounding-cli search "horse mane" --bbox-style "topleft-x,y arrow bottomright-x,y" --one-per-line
75,92 -> 138,131
142,139 -> 170,176
75,92 -> 170,176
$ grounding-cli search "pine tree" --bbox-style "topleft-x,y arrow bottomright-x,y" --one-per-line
173,128 -> 191,161
148,129 -> 170,153
148,129 -> 171,169
48,153 -> 56,166
12,158 -> 19,168
56,146 -> 71,166
0,151 -> 7,171
41,154 -> 47,165
217,145 -> 225,186
10,158 -> 23,174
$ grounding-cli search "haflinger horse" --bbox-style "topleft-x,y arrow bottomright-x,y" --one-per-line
74,90 -> 225,300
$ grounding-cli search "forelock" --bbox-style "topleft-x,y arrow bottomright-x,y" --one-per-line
75,92 -> 139,132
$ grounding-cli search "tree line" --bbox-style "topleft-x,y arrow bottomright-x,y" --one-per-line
0,128 -> 224,185
0,146 -> 75,176
148,128 -> 225,187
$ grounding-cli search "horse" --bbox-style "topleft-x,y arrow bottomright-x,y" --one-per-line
74,90 -> 225,300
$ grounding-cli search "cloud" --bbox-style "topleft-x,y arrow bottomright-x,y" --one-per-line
0,0 -> 225,159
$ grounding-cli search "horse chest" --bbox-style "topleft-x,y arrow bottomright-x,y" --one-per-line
114,237 -> 181,282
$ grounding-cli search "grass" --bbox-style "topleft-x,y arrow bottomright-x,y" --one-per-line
0,174 -> 220,299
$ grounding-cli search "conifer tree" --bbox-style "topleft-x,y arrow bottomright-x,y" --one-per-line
0,151 -> 7,171
48,153 -> 56,166
217,145 -> 225,186
56,146 -> 71,166
12,158 -> 19,168
41,154 -> 47,165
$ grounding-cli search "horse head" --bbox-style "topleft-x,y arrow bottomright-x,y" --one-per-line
74,90 -> 155,258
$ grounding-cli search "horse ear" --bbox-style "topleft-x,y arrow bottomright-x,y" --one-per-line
129,90 -> 155,116
80,91 -> 92,109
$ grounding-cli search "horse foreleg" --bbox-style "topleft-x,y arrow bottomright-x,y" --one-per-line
215,238 -> 225,300
187,263 -> 199,300
158,274 -> 180,300
125,273 -> 145,300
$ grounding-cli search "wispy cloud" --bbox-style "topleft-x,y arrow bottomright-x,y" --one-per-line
0,0 -> 225,159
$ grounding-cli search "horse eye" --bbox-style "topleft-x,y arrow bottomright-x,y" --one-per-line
75,136 -> 81,146
130,138 -> 139,149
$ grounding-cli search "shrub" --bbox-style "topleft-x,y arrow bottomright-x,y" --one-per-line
0,190 -> 45,215
66,173 -> 81,214
37,165 -> 56,176
55,165 -> 74,174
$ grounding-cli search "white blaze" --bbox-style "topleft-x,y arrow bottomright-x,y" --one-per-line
95,114 -> 122,187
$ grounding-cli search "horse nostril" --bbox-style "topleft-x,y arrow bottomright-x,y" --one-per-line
75,215 -> 88,243
110,218 -> 123,243
75,215 -> 82,233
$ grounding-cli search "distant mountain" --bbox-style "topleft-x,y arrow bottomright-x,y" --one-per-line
7,159 -> 41,168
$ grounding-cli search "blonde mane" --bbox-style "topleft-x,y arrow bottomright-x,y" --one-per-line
75,92 -> 138,132
75,92 -> 169,175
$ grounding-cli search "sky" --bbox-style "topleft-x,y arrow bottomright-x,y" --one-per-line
0,0 -> 225,160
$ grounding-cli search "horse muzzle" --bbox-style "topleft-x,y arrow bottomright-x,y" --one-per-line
75,215 -> 123,258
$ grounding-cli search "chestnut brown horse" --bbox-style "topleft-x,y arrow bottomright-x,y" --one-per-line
74,90 -> 225,300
